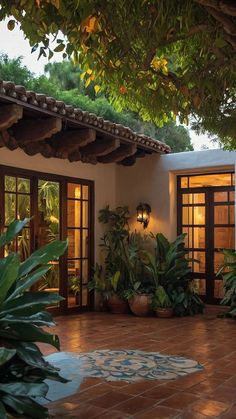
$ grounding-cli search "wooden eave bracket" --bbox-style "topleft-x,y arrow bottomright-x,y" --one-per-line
0,104 -> 23,130
98,143 -> 137,163
12,117 -> 62,144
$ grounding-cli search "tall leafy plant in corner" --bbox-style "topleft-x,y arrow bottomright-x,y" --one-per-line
143,233 -> 204,316
217,249 -> 236,318
0,219 -> 68,419
97,205 -> 130,297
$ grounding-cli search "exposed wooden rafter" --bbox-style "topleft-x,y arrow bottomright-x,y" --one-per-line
0,104 -> 23,130
81,138 -> 120,157
51,128 -> 96,158
98,144 -> 137,163
12,117 -> 62,145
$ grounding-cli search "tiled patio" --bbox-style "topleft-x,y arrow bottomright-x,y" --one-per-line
44,308 -> 236,418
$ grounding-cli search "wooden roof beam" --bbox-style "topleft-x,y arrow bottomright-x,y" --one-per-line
0,104 -> 23,129
81,138 -> 120,157
51,128 -> 96,158
13,117 -> 62,145
98,144 -> 137,163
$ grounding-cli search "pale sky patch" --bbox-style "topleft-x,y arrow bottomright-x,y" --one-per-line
0,20 -> 219,151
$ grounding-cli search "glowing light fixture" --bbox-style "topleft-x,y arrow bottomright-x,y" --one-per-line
136,203 -> 151,228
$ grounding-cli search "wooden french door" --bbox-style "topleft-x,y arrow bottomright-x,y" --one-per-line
177,172 -> 235,304
0,165 -> 94,313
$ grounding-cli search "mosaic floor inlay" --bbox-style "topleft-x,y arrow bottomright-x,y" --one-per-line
44,349 -> 203,402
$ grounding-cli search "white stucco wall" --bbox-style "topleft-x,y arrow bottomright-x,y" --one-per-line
0,148 -> 117,261
116,149 -> 236,241
1,147 -> 236,257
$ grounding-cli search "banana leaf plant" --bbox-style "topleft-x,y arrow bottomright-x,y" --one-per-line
143,233 -> 204,316
217,249 -> 236,318
0,219 -> 68,418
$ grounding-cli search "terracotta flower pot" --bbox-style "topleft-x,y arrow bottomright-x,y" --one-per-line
107,295 -> 130,314
129,294 -> 152,317
155,307 -> 173,318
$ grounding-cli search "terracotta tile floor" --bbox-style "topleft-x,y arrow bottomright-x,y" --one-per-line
42,308 -> 236,418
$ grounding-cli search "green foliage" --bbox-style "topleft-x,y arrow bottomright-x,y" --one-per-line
152,285 -> 172,309
217,249 -> 236,317
0,54 -> 193,152
0,1 -> 235,145
144,233 -> 204,316
0,219 -> 68,418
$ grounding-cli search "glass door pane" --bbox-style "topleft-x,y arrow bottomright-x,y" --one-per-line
37,180 -> 60,296
67,182 -> 90,308
4,175 -> 31,260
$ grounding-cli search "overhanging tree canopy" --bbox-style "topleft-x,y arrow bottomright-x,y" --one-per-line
0,0 -> 235,146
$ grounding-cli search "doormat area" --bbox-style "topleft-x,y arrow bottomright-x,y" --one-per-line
44,350 -> 203,402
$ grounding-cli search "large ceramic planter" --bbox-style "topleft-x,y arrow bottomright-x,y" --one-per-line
107,294 -> 130,314
129,294 -> 152,317
155,307 -> 173,318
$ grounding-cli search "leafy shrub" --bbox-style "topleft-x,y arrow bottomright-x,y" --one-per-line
0,219 -> 68,418
217,249 -> 236,318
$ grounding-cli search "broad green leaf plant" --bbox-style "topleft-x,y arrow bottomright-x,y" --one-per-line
143,233 -> 204,316
217,249 -> 236,318
0,219 -> 68,419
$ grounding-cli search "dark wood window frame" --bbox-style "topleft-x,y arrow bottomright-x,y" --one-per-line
177,171 -> 235,304
0,164 -> 95,314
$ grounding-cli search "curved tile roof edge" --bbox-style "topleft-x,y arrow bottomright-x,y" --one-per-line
0,80 -> 171,154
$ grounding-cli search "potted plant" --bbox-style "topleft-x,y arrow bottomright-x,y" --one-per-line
152,285 -> 173,318
90,206 -> 131,314
89,264 -> 129,314
143,232 -> 204,316
217,249 -> 236,319
123,233 -> 153,316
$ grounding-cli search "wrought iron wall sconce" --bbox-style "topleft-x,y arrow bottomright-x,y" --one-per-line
136,203 -> 151,228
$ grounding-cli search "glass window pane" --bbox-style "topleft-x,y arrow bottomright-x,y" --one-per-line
189,173 -> 232,188
4,239 -> 16,257
214,280 -> 224,299
18,228 -> 30,261
68,229 -> 81,258
38,180 -> 60,243
18,178 -> 30,193
82,286 -> 88,306
182,207 -> 192,224
5,193 -> 16,225
214,252 -> 225,273
82,201 -> 88,227
82,229 -> 88,258
181,177 -> 188,188
193,207 -> 205,225
230,205 -> 235,224
68,260 -> 81,307
229,191 -> 235,202
194,194 -> 205,204
193,227 -> 205,248
214,206 -> 229,225
5,176 -> 16,192
194,279 -> 206,296
82,259 -> 88,284
67,200 -> 81,227
182,227 -> 193,248
214,192 -> 227,202
18,195 -> 30,219
214,227 -> 235,249
183,194 -> 192,204
67,183 -> 81,199
193,251 -> 205,272
82,185 -> 89,200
